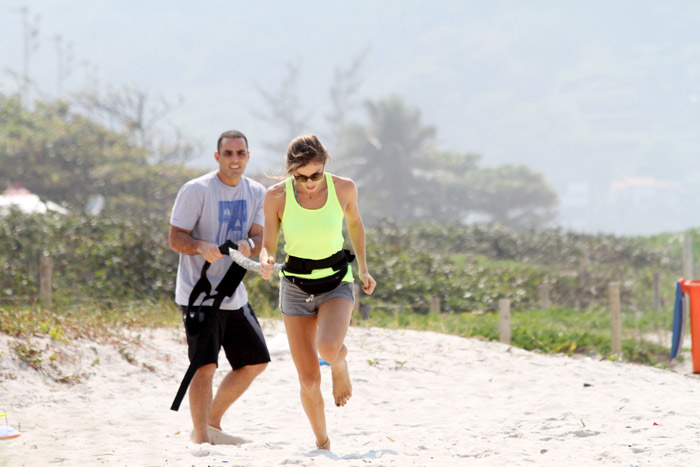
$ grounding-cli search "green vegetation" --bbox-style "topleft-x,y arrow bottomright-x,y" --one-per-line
0,94 -> 199,220
0,300 -> 181,342
0,213 -> 684,369
0,89 -> 690,372
366,220 -> 680,314
351,305 -> 672,367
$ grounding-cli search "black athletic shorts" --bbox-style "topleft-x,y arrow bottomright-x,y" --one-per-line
180,303 -> 271,371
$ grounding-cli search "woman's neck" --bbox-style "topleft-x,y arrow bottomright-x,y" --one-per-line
294,178 -> 327,207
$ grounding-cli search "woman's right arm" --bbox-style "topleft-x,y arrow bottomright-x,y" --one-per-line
259,183 -> 284,280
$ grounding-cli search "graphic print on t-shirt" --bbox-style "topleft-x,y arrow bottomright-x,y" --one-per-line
217,200 -> 247,244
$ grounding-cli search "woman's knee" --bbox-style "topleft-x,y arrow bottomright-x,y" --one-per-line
316,339 -> 342,363
297,369 -> 321,393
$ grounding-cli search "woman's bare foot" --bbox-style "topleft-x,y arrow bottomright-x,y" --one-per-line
331,358 -> 352,407
316,437 -> 331,450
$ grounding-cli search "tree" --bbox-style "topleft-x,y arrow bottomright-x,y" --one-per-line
0,93 -> 136,209
468,165 -> 558,228
416,153 -> 558,228
0,92 -> 198,218
336,95 -> 436,224
326,49 -> 368,150
252,62 -> 312,158
253,52 -> 368,167
253,62 -> 560,228
75,85 -> 198,164
416,151 -> 481,221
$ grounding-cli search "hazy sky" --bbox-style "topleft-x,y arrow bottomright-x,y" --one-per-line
2,1 -> 699,234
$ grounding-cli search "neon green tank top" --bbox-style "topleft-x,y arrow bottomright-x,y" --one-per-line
280,173 -> 353,281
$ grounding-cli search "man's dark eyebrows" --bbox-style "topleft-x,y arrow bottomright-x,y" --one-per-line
221,148 -> 247,155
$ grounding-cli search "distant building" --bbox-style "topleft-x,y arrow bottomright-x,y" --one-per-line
0,183 -> 69,215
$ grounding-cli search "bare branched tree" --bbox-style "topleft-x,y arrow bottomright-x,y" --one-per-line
326,47 -> 369,149
252,62 -> 312,157
75,85 -> 198,163
338,96 -> 436,224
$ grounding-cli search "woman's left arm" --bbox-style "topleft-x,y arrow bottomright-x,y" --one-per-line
340,177 -> 376,295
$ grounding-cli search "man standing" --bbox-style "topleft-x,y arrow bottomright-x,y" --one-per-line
169,130 -> 270,445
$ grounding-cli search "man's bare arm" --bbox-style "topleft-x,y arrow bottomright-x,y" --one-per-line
169,225 -> 223,263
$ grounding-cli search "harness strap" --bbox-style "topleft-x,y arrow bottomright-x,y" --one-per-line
283,249 -> 355,275
283,266 -> 348,295
171,240 -> 246,412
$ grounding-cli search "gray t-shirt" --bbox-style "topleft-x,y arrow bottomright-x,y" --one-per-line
170,171 -> 265,310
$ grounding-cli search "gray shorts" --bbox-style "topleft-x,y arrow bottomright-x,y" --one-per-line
279,277 -> 355,317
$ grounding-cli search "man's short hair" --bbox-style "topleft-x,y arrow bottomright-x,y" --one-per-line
217,130 -> 249,153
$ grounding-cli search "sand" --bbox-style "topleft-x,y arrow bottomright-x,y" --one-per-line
1,318 -> 699,466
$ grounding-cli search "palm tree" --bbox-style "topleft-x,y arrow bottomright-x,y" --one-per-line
335,96 -> 435,224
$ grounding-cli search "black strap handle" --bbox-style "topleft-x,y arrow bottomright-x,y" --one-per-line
171,239 -> 244,412
218,239 -> 238,255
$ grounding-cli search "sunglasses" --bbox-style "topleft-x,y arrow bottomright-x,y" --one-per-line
293,171 -> 324,183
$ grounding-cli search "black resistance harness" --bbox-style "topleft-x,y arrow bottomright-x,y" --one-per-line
170,240 -> 245,411
170,244 -> 355,411
282,249 -> 355,295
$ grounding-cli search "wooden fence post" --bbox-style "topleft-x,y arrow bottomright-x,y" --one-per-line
682,234 -> 692,336
538,280 -> 551,309
683,233 -> 693,279
353,284 -> 360,315
352,284 -> 370,320
499,298 -> 511,345
430,296 -> 440,314
359,302 -> 370,320
652,271 -> 661,312
609,282 -> 622,357
40,253 -> 52,307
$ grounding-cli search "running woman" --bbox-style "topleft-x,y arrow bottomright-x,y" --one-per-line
259,134 -> 376,451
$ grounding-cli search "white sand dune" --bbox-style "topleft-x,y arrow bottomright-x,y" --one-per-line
1,319 -> 699,466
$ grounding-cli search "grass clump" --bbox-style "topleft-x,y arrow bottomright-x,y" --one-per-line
0,296 -> 675,370
0,299 -> 181,343
355,305 -> 673,367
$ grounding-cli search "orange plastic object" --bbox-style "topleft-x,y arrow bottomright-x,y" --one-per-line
680,279 -> 700,373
